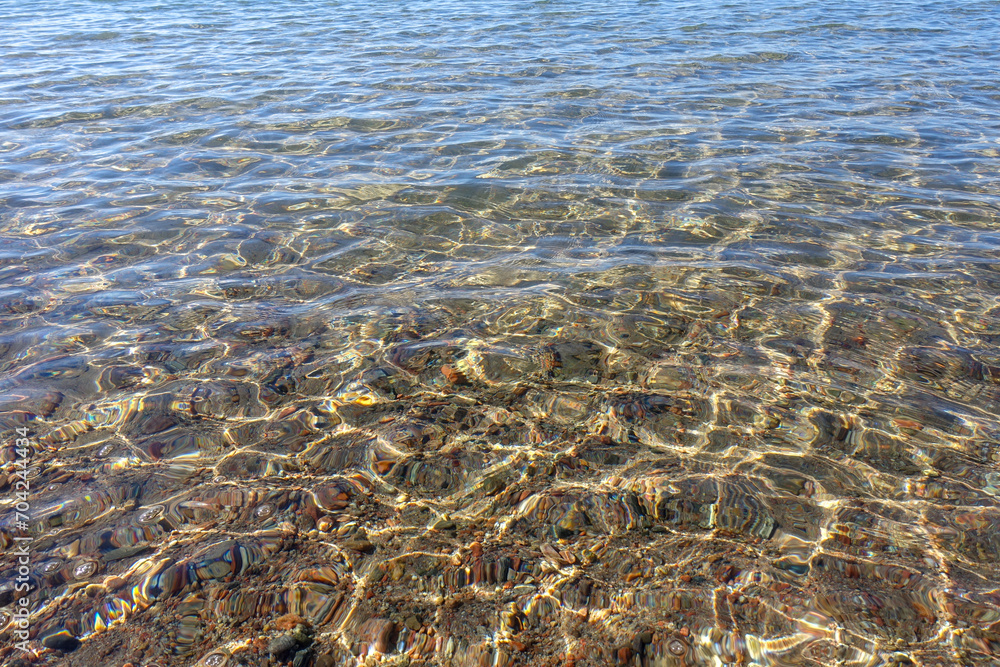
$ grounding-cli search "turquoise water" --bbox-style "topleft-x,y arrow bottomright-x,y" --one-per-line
2,1 -> 1000,666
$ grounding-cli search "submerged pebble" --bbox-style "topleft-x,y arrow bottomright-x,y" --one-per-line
40,628 -> 80,652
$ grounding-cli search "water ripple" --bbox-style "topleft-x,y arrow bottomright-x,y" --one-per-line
2,0 -> 1000,665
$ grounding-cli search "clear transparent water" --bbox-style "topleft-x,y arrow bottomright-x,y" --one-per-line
2,1 -> 1000,665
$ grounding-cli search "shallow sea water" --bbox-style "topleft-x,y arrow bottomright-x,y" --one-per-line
2,0 -> 1000,665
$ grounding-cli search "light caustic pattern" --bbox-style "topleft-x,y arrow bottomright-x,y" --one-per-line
2,0 -> 1000,665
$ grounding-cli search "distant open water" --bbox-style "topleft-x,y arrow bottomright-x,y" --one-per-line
2,1 -> 1000,666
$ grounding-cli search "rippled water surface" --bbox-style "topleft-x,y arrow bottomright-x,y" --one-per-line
2,1 -> 1000,665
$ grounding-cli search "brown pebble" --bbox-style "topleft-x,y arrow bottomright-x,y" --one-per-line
541,543 -> 562,562
344,538 -> 376,554
716,564 -> 738,583
104,576 -> 127,591
680,626 -> 690,637
441,365 -> 468,385
374,620 -> 398,653
679,574 -> 692,583
470,541 -> 483,558
275,613 -> 309,631
314,655 -> 336,667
